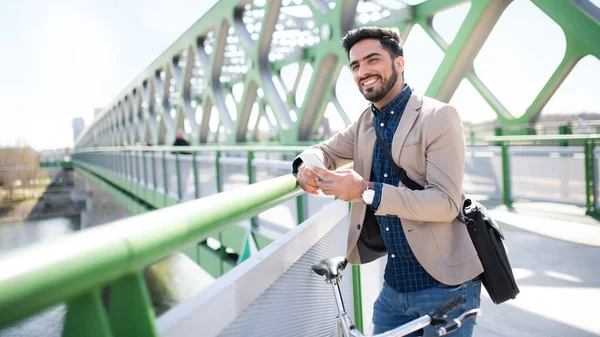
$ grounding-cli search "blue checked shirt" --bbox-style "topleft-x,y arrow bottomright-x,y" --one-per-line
370,84 -> 440,293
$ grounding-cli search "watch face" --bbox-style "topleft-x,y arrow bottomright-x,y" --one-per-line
363,189 -> 375,204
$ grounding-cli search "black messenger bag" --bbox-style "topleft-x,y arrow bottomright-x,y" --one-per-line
374,128 -> 519,304
458,198 -> 520,304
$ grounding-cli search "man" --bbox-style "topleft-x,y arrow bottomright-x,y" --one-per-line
172,129 -> 191,154
173,129 -> 190,147
293,27 -> 483,336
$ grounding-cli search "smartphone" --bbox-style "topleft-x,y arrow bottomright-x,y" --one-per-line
299,153 -> 332,183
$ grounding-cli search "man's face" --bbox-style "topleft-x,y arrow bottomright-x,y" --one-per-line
348,39 -> 403,103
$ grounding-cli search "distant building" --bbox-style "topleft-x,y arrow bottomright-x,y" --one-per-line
72,118 -> 85,144
94,108 -> 103,120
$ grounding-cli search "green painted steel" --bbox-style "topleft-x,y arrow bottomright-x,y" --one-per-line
216,151 -> 222,193
152,151 -> 157,190
484,134 -> 600,143
74,0 -> 599,148
0,168 -> 302,328
75,149 -> 295,277
352,265 -> 364,333
423,0 -> 506,102
500,142 -> 512,207
72,0 -> 600,147
247,151 -> 258,228
63,291 -> 113,337
39,0 -> 600,329
39,160 -> 73,169
108,274 -> 158,337
175,153 -> 182,201
76,162 -> 152,215
192,151 -> 200,199
584,140 -> 596,214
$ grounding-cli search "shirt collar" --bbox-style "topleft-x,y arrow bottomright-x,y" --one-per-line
371,84 -> 412,116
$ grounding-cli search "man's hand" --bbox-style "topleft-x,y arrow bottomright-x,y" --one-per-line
313,168 -> 369,202
296,163 -> 321,195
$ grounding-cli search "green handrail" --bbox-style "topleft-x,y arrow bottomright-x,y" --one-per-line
483,134 -> 600,143
0,173 -> 303,328
72,145 -> 308,154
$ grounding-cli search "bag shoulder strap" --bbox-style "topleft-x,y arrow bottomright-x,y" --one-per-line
373,126 -> 424,191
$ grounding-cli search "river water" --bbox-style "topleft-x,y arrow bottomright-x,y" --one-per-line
0,216 -> 80,337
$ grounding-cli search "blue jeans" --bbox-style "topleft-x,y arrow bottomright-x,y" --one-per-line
372,278 -> 481,337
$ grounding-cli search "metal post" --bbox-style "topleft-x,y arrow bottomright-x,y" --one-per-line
128,150 -> 134,192
559,124 -> 572,147
152,151 -> 157,190
142,150 -> 148,187
247,151 -> 254,185
135,151 -> 141,193
193,152 -> 200,199
162,151 -> 168,204
215,150 -> 226,275
501,142 -> 512,207
352,265 -> 363,333
295,152 -> 305,225
175,153 -> 182,202
248,151 -> 257,228
585,140 -> 597,214
216,151 -> 222,193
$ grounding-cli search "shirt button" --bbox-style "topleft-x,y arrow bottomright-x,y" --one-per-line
380,123 -> 384,127
391,111 -> 394,115
384,173 -> 388,178
385,227 -> 389,231
357,224 -> 361,230
391,254 -> 396,258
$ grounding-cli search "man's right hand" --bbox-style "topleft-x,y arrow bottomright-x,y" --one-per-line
296,163 -> 321,195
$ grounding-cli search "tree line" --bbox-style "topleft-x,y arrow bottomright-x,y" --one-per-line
0,146 -> 50,202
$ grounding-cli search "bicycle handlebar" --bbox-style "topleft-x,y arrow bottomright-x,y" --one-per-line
428,296 -> 463,319
434,309 -> 481,336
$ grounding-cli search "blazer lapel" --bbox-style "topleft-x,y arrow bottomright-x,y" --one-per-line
361,109 -> 376,181
391,92 -> 422,161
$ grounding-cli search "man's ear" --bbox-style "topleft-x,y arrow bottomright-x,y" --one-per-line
395,56 -> 405,73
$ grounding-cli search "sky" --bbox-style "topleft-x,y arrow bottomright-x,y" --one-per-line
0,0 -> 598,150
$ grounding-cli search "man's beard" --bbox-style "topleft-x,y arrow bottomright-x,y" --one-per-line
360,65 -> 398,103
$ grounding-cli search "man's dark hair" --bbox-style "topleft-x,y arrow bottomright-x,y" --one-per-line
342,27 -> 403,60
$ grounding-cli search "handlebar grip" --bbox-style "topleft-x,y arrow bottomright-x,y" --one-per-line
430,296 -> 463,317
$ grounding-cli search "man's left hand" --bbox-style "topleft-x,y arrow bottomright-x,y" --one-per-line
313,168 -> 368,202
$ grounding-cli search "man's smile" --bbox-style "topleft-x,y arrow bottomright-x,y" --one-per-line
361,76 -> 380,88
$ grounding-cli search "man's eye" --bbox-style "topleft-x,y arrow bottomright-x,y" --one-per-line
369,58 -> 378,63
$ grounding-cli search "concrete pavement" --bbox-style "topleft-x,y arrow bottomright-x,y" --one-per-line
474,200 -> 600,337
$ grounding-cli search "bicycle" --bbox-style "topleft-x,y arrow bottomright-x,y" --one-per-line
312,257 -> 481,337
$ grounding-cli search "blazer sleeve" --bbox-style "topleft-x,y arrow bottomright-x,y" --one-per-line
374,104 -> 465,222
293,119 -> 359,172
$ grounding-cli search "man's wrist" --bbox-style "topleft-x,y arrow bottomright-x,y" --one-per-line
371,182 -> 383,211
361,181 -> 376,205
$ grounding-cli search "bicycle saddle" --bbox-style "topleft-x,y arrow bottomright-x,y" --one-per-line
311,257 -> 348,280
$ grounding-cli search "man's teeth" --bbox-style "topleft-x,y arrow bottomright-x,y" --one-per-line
363,78 -> 377,85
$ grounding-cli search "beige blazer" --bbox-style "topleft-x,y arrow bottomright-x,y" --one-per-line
299,91 -> 483,285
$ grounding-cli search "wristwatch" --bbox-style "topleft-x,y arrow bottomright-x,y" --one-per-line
361,182 -> 375,205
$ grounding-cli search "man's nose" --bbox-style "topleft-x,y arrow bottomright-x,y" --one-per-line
358,68 -> 373,82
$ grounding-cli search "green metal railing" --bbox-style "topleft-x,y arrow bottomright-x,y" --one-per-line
6,134 -> 600,334
39,160 -> 73,169
0,172 -> 303,336
73,145 -> 309,278
73,145 -> 305,210
483,134 -> 600,214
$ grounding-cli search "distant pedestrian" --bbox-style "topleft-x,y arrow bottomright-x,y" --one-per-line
172,129 -> 191,154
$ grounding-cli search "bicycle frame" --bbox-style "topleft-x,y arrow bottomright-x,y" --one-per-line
313,257 -> 480,337
329,278 -> 430,337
